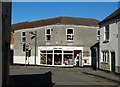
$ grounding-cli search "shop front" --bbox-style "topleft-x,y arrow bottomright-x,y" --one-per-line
38,46 -> 83,67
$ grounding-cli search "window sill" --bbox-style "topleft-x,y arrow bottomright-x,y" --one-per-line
67,41 -> 73,43
45,40 -> 51,42
103,40 -> 109,43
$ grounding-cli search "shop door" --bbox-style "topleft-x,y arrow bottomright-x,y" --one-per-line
74,50 -> 82,67
111,52 -> 115,73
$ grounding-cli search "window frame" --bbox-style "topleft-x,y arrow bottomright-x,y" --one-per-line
21,31 -> 26,43
45,28 -> 51,41
102,51 -> 109,63
66,28 -> 74,42
97,29 -> 100,41
104,25 -> 109,41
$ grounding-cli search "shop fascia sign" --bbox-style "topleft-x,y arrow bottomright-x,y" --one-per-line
53,48 -> 62,50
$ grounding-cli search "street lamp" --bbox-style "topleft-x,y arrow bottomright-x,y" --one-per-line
29,31 -> 37,65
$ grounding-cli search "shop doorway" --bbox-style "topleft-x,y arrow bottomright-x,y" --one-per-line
74,50 -> 82,67
111,52 -> 115,73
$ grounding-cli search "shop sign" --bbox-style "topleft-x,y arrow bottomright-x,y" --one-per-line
53,48 -> 62,50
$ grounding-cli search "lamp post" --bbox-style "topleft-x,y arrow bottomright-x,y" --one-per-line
30,31 -> 37,65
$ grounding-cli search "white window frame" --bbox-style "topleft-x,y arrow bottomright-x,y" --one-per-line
45,28 -> 51,41
97,29 -> 100,41
102,51 -> 109,63
66,28 -> 74,42
104,25 -> 109,41
21,31 -> 26,43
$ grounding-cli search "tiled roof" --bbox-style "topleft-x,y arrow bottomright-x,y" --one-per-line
99,8 -> 120,25
12,16 -> 99,31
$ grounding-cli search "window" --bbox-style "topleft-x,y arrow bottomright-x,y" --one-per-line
102,51 -> 109,63
21,31 -> 26,43
40,50 -> 53,65
84,60 -> 87,63
104,25 -> 109,41
97,30 -> 100,36
22,32 -> 26,36
97,29 -> 100,41
66,28 -> 74,42
63,51 -> 73,65
45,28 -> 51,41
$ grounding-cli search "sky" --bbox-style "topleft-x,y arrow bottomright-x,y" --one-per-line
12,2 -> 119,24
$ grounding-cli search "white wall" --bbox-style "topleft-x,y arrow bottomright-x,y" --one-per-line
118,20 -> 120,67
100,20 -> 118,69
82,56 -> 91,66
14,56 -> 39,65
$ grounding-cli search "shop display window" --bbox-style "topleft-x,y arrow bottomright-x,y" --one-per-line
40,54 -> 46,64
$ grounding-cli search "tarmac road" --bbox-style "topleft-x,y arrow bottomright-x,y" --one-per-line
9,65 -> 119,87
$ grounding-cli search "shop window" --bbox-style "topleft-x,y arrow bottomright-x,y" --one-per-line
47,54 -> 52,65
45,28 -> 51,41
40,54 -> 46,64
54,50 -> 62,53
54,54 -> 62,65
40,50 -> 53,65
102,51 -> 109,63
40,51 -> 46,53
47,50 -> 53,53
64,54 -> 73,65
64,51 -> 73,53
66,28 -> 74,42
63,51 -> 73,65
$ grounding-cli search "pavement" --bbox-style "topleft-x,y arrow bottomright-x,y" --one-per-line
78,67 -> 120,84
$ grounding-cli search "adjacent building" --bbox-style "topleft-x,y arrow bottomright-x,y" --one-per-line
11,16 -> 99,67
99,8 -> 120,73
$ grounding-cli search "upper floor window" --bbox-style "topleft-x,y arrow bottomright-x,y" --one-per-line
21,31 -> 26,43
45,28 -> 51,41
66,28 -> 74,42
104,25 -> 109,41
97,29 -> 100,41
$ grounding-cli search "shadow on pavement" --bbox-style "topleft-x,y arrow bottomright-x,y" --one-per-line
9,71 -> 55,87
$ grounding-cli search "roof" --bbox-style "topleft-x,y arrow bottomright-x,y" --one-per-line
90,42 -> 99,49
12,16 -> 100,31
99,8 -> 120,25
